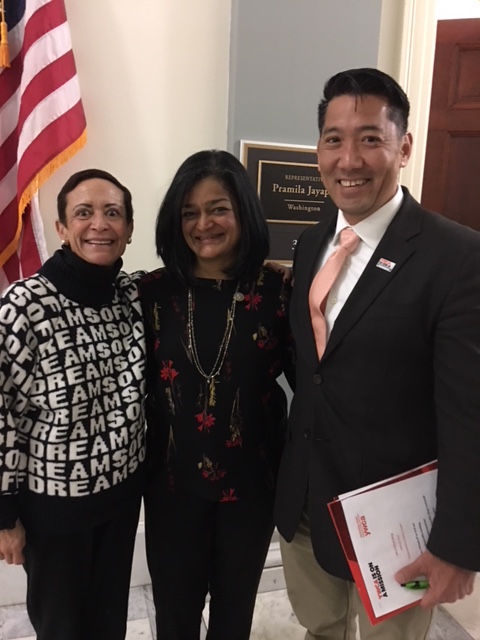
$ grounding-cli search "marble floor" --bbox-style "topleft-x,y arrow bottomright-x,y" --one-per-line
0,579 -> 478,640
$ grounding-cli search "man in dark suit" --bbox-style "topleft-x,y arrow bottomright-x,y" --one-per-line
274,68 -> 480,639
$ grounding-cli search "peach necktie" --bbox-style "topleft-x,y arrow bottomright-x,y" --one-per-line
309,227 -> 360,359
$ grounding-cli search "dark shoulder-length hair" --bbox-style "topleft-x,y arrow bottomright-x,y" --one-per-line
155,149 -> 269,284
57,168 -> 134,224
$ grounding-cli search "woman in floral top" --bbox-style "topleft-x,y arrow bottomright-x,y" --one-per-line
140,150 -> 295,640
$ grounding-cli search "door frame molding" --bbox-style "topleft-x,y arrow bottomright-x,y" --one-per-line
378,0 -> 437,200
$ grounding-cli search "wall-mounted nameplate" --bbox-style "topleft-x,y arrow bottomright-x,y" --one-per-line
240,141 -> 336,263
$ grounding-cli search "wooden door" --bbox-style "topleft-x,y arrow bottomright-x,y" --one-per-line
421,19 -> 480,231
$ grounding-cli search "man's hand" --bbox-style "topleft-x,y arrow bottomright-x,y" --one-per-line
395,549 -> 475,609
0,520 -> 26,565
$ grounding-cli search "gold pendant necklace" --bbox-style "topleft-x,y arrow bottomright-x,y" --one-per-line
187,282 -> 241,405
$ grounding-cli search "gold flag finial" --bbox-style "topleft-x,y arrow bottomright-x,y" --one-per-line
0,0 -> 11,69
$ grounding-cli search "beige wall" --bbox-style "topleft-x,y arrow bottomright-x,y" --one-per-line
436,0 -> 480,18
35,0 -> 480,272
39,0 -> 232,273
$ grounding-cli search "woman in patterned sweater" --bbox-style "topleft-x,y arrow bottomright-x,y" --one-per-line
0,169 -> 146,640
140,150 -> 295,640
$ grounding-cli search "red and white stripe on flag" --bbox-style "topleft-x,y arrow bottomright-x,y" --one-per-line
0,0 -> 86,292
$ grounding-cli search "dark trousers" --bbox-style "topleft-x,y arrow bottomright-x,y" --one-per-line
23,498 -> 141,640
145,483 -> 275,640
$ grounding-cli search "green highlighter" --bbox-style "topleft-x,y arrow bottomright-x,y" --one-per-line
401,580 -> 430,590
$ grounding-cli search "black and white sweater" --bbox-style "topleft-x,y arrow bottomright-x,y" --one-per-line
0,248 -> 146,533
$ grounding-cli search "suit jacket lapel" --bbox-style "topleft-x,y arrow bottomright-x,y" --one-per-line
323,190 -> 423,361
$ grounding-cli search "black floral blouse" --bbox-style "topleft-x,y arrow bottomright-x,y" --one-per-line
140,266 -> 295,502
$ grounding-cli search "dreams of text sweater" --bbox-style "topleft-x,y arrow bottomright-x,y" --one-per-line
0,249 -> 146,532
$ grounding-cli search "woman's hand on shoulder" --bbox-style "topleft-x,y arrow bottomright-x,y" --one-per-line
265,261 -> 293,284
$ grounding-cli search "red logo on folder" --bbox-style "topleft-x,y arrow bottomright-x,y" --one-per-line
356,514 -> 371,538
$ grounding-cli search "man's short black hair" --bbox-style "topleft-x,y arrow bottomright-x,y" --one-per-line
318,68 -> 410,135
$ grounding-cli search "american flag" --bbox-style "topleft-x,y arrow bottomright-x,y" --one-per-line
0,0 -> 86,292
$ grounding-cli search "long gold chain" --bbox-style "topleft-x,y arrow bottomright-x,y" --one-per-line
187,283 -> 240,386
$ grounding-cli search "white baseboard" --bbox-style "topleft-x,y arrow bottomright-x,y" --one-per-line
129,521 -> 150,587
0,557 -> 27,606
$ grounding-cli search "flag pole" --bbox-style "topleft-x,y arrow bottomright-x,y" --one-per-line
0,0 -> 10,68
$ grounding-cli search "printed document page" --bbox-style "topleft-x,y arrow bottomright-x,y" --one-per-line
339,465 -> 437,619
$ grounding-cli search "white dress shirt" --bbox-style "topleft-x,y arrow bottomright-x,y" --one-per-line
314,186 -> 404,340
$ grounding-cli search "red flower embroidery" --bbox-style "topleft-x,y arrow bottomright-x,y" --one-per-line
160,360 -> 179,383
195,411 -> 216,432
254,325 -> 277,351
220,489 -> 239,502
244,292 -> 262,311
258,335 -> 277,351
199,456 -> 227,482
225,435 -> 243,448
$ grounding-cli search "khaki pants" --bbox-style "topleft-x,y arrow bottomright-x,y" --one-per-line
280,514 -> 433,640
